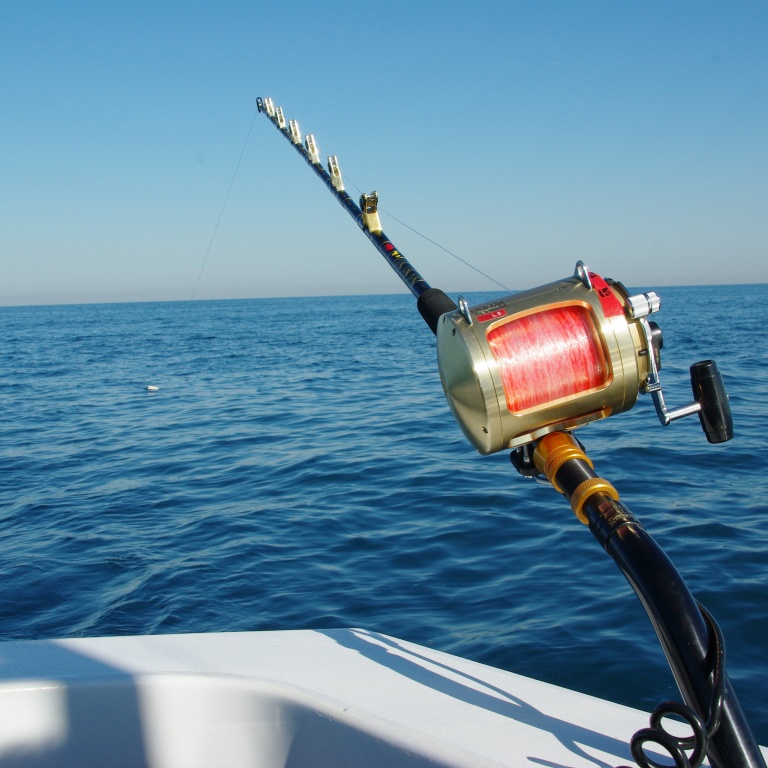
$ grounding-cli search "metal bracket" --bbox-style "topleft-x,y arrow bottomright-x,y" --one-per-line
360,192 -> 382,233
457,295 -> 472,325
328,156 -> 344,191
305,134 -> 320,164
574,260 -> 593,290
288,119 -> 301,144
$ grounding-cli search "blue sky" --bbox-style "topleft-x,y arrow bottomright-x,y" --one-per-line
2,1 -> 766,305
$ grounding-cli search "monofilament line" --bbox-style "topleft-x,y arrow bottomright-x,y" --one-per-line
343,172 -> 512,294
191,108 -> 258,300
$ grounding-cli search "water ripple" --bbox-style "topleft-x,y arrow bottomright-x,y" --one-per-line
0,288 -> 766,742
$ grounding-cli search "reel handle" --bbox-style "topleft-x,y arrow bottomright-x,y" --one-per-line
691,360 -> 733,444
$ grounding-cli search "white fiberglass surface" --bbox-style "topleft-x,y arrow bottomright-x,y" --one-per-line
0,674 -> 477,768
2,631 -> 765,767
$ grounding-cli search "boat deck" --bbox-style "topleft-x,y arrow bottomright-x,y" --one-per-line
1,628 -> 765,767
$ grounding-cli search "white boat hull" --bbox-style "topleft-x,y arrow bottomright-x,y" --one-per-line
1,628 -> 765,767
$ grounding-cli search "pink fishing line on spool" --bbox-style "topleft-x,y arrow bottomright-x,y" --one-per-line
487,305 -> 609,412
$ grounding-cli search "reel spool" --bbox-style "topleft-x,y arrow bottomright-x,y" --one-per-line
435,262 -> 732,455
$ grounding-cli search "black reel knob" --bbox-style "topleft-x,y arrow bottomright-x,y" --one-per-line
690,360 -> 733,444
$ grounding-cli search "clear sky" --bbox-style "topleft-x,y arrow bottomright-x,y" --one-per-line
2,1 -> 766,306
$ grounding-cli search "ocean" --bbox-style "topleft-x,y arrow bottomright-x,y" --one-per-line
1,284 -> 766,746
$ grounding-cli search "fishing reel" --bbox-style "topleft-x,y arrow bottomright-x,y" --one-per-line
436,261 -> 733,456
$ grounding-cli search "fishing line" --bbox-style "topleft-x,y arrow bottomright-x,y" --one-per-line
487,305 -> 607,412
191,107 -> 258,300
342,172 -> 512,293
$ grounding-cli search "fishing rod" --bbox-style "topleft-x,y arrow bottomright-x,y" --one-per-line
255,97 -> 457,333
256,97 -> 764,768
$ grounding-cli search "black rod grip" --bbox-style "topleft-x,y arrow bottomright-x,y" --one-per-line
417,288 -> 458,335
587,497 -> 765,768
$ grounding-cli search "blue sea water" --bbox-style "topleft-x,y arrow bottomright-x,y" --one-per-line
1,285 -> 766,745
